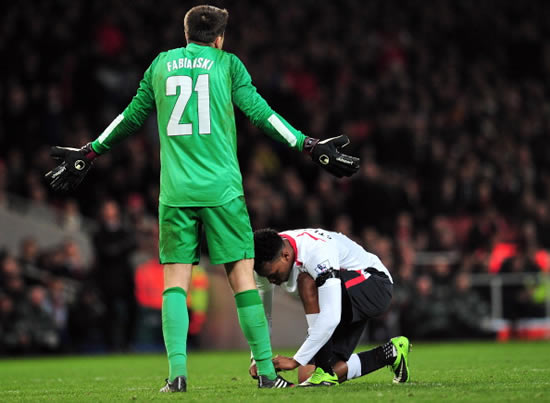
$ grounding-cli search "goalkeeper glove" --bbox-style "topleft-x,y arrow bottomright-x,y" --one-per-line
303,135 -> 360,178
45,143 -> 98,192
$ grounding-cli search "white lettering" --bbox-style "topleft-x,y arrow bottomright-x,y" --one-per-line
166,57 -> 214,72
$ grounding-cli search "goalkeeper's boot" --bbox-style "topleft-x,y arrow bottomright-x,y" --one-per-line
159,376 -> 187,392
298,367 -> 339,387
390,336 -> 411,383
258,374 -> 294,388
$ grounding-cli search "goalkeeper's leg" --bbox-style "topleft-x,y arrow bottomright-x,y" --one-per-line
226,259 -> 277,380
162,264 -> 193,386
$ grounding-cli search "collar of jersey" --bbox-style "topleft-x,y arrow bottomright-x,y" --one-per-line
279,233 -> 302,266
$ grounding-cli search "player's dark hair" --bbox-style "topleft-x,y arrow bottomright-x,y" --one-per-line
184,5 -> 228,44
253,228 -> 284,276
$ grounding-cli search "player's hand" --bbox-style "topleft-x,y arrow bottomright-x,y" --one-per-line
272,355 -> 299,371
249,359 -> 258,379
45,143 -> 98,192
304,135 -> 360,178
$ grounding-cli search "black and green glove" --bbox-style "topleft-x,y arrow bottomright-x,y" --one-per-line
304,135 -> 360,178
45,143 -> 98,192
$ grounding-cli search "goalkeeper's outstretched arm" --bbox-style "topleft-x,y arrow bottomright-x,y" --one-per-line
230,54 -> 360,178
45,57 -> 157,192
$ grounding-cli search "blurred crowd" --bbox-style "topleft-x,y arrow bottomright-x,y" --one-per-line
2,0 -> 550,353
0,198 -> 208,354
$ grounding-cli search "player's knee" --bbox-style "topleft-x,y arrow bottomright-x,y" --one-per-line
164,263 -> 193,291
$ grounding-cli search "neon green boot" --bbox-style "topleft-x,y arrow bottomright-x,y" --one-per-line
298,367 -> 339,387
390,336 -> 411,383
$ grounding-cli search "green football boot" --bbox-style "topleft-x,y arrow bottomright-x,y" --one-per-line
390,336 -> 411,383
298,367 -> 339,387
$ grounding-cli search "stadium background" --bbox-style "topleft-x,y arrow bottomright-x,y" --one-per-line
1,0 -> 549,355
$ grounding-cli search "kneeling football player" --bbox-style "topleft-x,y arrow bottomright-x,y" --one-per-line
250,228 -> 411,386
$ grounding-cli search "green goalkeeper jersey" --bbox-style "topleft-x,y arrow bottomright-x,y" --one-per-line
91,43 -> 306,206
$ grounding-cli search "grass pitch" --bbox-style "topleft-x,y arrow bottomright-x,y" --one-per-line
0,341 -> 549,402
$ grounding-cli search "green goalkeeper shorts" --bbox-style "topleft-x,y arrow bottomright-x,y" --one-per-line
158,196 -> 254,265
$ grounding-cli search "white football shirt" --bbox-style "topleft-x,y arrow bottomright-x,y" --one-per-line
255,228 -> 392,365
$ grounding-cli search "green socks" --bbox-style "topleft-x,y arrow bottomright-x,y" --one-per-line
162,287 -> 276,381
235,289 -> 276,380
162,287 -> 189,381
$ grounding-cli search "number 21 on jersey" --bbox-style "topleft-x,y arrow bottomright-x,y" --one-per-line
166,74 -> 211,136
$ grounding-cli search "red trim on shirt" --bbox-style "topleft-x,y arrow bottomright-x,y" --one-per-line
280,233 -> 302,266
344,270 -> 366,288
296,231 -> 325,242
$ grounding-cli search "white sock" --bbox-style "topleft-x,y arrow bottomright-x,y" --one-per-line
346,353 -> 361,380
